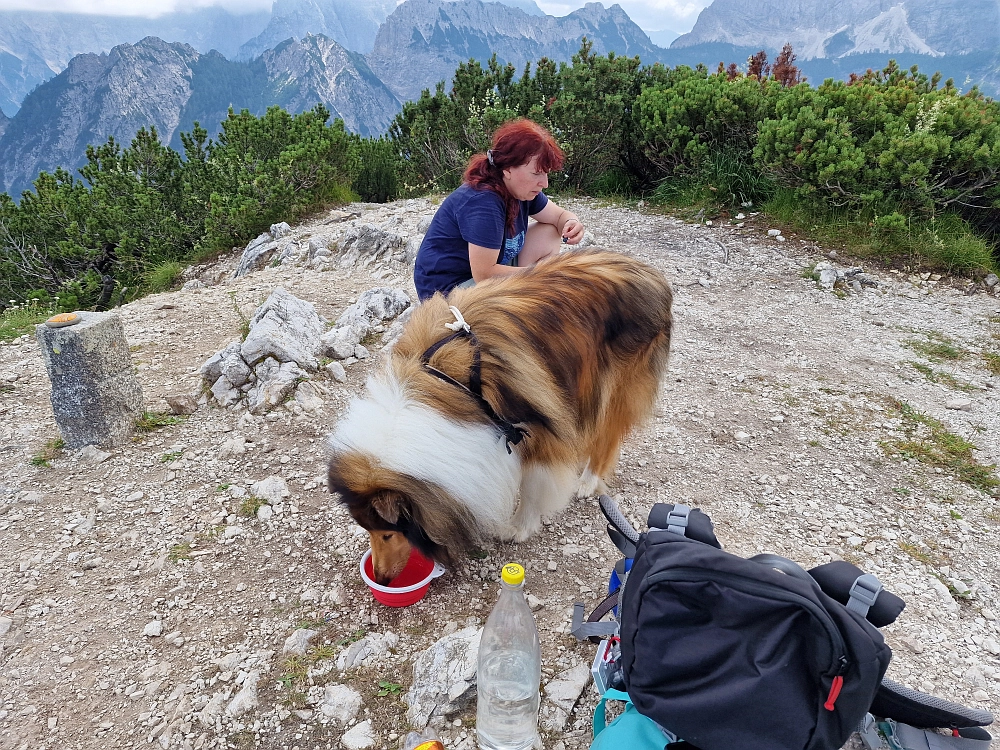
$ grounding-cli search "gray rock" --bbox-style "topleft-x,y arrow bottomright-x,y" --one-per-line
182,279 -> 205,291
417,215 -> 434,234
210,376 -> 241,408
198,693 -> 226,727
985,273 -> 999,288
270,221 -> 292,239
164,394 -> 198,415
76,445 -> 111,464
251,476 -> 289,504
294,381 -> 325,411
284,628 -> 318,655
246,358 -> 307,415
337,631 -> 399,671
543,661 -> 590,713
143,620 -> 163,637
225,671 -> 260,717
946,398 -> 972,411
316,684 -> 362,724
200,342 -> 241,383
341,719 -> 376,749
405,234 -> 424,265
240,288 -> 326,371
321,329 -> 360,360
221,352 -> 252,388
0,616 -> 12,636
405,626 -> 481,728
35,312 -> 143,450
337,223 -> 404,268
326,361 -> 347,382
234,232 -> 278,277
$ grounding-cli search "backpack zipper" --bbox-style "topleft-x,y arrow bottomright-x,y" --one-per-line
644,567 -> 850,708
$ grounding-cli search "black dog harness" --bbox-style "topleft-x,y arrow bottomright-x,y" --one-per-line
419,306 -> 529,454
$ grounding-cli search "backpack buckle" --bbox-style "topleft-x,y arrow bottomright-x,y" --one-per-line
847,574 -> 884,618
664,504 -> 691,536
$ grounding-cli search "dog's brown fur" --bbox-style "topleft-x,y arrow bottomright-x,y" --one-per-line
328,251 -> 673,585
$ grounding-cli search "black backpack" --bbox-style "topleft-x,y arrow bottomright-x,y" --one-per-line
575,495 -> 991,750
619,520 -> 891,749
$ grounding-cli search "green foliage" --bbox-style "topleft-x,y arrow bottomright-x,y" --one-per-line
636,70 -> 779,177
1,109 -> 354,310
352,137 -> 401,203
754,64 -> 1000,219
3,45 -> 999,306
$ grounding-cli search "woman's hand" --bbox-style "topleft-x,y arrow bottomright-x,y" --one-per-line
561,216 -> 584,245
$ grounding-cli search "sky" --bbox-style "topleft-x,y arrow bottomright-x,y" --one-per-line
0,0 -> 713,34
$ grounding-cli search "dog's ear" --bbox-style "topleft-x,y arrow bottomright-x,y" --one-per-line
371,491 -> 405,526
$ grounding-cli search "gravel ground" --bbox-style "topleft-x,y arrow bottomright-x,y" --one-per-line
1,197 -> 999,750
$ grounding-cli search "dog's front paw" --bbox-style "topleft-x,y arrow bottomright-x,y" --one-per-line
511,523 -> 537,543
576,468 -> 607,498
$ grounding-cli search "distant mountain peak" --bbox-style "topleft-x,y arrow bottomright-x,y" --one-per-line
671,0 -> 998,59
368,0 -> 664,103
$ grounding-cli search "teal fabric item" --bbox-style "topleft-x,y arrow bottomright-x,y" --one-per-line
591,689 -> 678,749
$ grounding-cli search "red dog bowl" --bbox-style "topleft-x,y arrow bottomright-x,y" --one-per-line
360,548 -> 446,607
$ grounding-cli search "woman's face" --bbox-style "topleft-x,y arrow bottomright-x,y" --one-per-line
502,154 -> 548,201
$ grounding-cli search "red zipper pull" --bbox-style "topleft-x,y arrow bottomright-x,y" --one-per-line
953,729 -> 961,737
824,676 -> 844,711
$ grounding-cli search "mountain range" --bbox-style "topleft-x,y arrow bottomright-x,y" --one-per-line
672,0 -> 1000,59
0,8 -> 271,116
369,0 -> 665,103
0,34 -> 400,197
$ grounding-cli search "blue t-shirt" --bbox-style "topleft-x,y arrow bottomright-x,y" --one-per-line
414,183 -> 549,300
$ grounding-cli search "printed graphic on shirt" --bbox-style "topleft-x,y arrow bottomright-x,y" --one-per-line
500,230 -> 525,266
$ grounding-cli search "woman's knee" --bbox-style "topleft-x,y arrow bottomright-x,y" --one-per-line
520,222 -> 561,265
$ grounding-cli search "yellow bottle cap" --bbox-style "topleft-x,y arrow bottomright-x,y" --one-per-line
501,562 -> 525,585
412,742 -> 445,750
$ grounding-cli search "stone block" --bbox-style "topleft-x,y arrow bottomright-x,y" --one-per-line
35,312 -> 143,450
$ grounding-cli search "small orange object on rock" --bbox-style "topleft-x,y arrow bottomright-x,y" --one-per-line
44,312 -> 80,328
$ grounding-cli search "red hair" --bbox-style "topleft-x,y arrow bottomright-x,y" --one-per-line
464,119 -> 564,233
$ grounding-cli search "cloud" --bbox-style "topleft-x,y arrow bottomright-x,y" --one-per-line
0,0 -> 271,16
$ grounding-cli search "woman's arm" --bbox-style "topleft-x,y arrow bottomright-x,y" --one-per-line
469,243 -> 522,282
531,200 -> 585,244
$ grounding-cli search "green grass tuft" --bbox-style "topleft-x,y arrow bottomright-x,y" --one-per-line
881,400 -> 999,494
0,300 -> 57,343
135,411 -> 186,432
144,261 -> 183,294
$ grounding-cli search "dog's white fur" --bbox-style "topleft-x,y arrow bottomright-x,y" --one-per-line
327,372 -> 523,538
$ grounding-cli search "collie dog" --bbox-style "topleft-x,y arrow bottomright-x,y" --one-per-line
327,251 -> 673,584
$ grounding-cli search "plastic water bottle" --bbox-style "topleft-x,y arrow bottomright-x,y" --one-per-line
476,562 -> 541,750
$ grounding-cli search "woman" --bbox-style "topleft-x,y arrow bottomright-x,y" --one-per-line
413,119 -> 585,301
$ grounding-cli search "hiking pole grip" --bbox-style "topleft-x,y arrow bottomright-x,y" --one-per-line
599,495 -> 640,545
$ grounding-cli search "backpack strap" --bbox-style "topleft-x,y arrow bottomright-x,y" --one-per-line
572,593 -> 620,641
892,722 -> 993,750
859,714 -> 993,750
847,574 -> 884,619
593,688 -> 632,737
660,504 -> 692,535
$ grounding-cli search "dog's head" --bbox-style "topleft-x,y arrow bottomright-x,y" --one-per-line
327,452 -> 480,586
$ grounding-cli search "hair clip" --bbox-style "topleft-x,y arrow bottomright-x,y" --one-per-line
487,149 -> 495,166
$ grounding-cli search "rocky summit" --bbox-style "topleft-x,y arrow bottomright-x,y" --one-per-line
238,0 -> 399,60
1,196 -> 999,748
672,0 -> 1000,59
